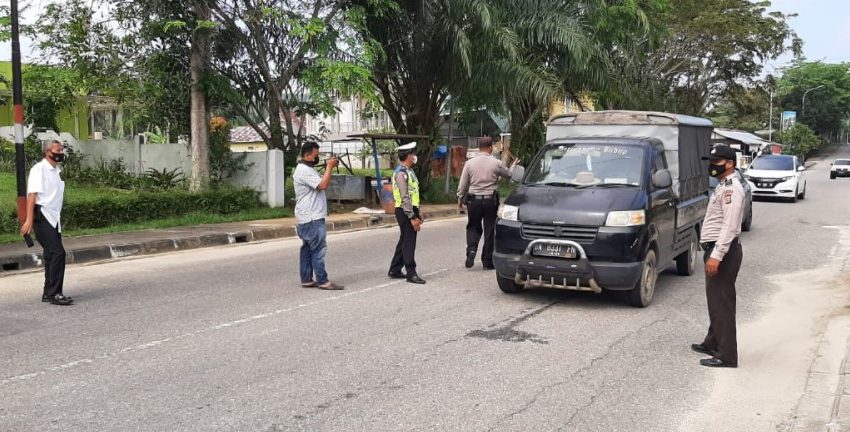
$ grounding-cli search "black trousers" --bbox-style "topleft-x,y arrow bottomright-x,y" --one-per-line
389,207 -> 419,276
701,242 -> 742,364
34,218 -> 66,299
466,196 -> 498,266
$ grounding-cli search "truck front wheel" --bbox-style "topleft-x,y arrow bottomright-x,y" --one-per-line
497,274 -> 524,293
628,250 -> 658,308
676,237 -> 699,276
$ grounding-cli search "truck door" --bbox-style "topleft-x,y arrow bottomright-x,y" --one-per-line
648,146 -> 676,265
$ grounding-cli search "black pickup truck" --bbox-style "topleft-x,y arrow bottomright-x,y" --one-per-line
494,111 -> 712,307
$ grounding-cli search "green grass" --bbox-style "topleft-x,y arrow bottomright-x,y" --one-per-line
0,171 -> 293,244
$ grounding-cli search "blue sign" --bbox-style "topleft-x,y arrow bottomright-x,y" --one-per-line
782,111 -> 797,131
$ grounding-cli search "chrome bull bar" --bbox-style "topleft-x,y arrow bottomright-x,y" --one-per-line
513,239 -> 603,293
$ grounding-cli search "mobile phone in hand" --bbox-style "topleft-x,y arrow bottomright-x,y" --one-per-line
24,234 -> 34,248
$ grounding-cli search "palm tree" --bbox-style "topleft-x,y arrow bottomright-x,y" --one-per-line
356,0 -> 513,183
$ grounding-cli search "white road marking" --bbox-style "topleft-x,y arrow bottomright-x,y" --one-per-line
0,268 -> 449,386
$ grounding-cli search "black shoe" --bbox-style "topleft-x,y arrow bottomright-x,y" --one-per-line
48,295 -> 74,306
691,344 -> 717,356
465,251 -> 476,269
482,264 -> 495,270
407,275 -> 426,284
388,271 -> 407,279
700,358 -> 737,368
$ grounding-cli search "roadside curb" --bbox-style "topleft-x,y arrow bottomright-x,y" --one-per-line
0,208 -> 461,274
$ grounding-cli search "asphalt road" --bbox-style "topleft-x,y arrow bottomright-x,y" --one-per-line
2,146 -> 850,432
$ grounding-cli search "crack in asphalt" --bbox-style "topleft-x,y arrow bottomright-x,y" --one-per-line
485,316 -> 670,432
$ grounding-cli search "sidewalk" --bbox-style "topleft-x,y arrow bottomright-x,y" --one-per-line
0,204 -> 462,274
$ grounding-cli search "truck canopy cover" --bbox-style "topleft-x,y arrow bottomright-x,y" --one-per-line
546,111 -> 713,200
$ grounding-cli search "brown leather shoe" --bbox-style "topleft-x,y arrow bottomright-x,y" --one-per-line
301,281 -> 318,288
318,282 -> 344,290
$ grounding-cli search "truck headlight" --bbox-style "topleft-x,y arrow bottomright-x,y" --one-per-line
498,204 -> 519,221
606,210 -> 645,227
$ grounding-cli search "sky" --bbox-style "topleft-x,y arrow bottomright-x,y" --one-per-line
764,0 -> 850,73
2,0 -> 850,71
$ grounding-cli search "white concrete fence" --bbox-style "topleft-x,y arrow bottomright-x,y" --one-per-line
72,139 -> 285,208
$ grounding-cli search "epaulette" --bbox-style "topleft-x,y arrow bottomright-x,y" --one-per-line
722,177 -> 733,186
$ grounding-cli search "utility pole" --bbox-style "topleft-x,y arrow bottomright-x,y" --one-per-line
10,0 -> 34,246
443,100 -> 455,195
768,89 -> 774,142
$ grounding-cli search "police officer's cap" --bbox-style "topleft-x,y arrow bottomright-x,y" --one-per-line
703,145 -> 737,162
398,142 -> 417,153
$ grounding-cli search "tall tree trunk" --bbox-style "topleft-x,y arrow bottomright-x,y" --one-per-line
267,86 -> 286,151
189,1 -> 211,193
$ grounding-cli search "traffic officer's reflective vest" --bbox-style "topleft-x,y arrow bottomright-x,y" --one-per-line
392,165 -> 420,208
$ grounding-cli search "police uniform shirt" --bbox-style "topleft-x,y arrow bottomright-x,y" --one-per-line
395,168 -> 418,219
27,159 -> 65,232
700,174 -> 745,261
456,154 -> 512,201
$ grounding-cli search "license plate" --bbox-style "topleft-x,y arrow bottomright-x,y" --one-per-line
532,243 -> 578,259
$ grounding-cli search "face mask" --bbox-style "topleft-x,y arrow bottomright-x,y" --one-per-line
50,152 -> 66,163
411,155 -> 418,165
709,162 -> 727,178
303,155 -> 320,166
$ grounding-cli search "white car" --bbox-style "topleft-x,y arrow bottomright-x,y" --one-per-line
744,154 -> 807,202
831,159 -> 850,179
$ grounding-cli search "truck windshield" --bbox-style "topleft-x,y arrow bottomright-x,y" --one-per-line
525,144 -> 645,188
750,156 -> 794,171
835,160 -> 850,166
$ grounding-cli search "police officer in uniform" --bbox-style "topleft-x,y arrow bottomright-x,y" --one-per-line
388,142 -> 426,284
692,145 -> 745,368
456,137 -> 516,269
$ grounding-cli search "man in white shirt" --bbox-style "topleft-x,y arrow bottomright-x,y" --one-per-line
20,140 -> 73,306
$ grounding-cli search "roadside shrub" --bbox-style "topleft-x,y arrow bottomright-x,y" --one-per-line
140,167 -> 186,191
0,188 -> 263,234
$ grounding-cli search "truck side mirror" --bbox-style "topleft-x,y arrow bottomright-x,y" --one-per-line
653,169 -> 673,189
511,166 -> 525,183
797,165 -> 806,172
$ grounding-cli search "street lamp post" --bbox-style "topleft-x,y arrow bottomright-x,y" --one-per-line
802,85 -> 825,118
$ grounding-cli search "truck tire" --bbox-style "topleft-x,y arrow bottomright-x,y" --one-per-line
628,249 -> 658,308
676,237 -> 699,276
497,274 -> 524,293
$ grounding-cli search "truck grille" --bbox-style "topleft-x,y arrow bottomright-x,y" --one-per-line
521,224 -> 598,243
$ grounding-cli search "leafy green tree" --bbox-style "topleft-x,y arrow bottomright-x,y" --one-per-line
208,0 -> 366,156
612,0 -> 800,115
20,66 -> 83,132
776,124 -> 821,158
354,0 -> 504,183
778,61 -> 850,139
709,84 -> 771,132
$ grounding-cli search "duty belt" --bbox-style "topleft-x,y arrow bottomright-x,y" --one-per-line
470,194 -> 495,200
700,237 -> 739,252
